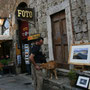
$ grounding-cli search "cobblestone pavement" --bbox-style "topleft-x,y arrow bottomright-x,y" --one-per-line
0,74 -> 34,90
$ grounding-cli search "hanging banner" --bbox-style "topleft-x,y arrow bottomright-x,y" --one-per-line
20,21 -> 29,40
16,8 -> 34,21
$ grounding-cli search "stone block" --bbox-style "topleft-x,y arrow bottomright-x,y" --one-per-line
82,32 -> 88,40
73,17 -> 79,26
41,32 -> 46,38
86,6 -> 90,13
74,25 -> 82,33
88,20 -> 90,30
71,0 -> 76,3
47,0 -> 55,4
85,0 -> 90,6
44,38 -> 48,44
88,30 -> 90,41
87,13 -> 90,20
82,24 -> 87,32
72,10 -> 78,17
71,1 -> 77,10
75,33 -> 82,41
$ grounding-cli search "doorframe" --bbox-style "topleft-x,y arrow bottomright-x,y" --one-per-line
47,0 -> 73,61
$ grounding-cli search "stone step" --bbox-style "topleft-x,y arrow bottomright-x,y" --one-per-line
43,69 -> 85,90
56,68 -> 69,76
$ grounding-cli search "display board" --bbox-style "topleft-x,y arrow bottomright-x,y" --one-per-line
24,44 -> 30,64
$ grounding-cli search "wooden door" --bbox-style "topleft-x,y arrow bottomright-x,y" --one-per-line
51,10 -> 69,69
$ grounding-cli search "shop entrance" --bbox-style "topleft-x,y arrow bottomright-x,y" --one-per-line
51,10 -> 69,69
16,2 -> 31,74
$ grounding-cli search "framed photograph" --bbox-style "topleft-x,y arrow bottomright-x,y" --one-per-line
25,48 -> 29,52
68,44 -> 90,65
25,55 -> 29,58
24,44 -> 29,49
76,75 -> 90,89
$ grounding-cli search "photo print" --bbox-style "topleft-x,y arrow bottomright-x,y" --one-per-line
76,75 -> 90,89
73,48 -> 88,60
68,44 -> 90,65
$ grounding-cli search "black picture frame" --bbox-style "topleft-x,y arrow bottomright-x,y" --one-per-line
76,75 -> 90,89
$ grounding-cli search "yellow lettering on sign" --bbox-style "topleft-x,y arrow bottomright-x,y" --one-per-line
22,10 -> 25,17
18,9 -> 33,18
26,11 -> 29,18
29,11 -> 32,18
18,10 -> 22,17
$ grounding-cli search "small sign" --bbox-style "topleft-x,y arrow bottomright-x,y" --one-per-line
28,34 -> 40,41
16,8 -> 34,21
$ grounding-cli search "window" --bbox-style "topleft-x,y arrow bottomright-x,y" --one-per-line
0,18 -> 10,35
3,19 -> 10,35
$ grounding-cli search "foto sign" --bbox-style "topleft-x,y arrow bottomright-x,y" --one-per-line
16,8 -> 34,21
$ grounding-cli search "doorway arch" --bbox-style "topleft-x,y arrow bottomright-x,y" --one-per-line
16,2 -> 29,73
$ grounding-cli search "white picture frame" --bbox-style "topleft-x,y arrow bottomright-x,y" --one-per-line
68,44 -> 90,65
76,75 -> 89,89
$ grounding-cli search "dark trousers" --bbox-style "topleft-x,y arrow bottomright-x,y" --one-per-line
26,64 -> 31,75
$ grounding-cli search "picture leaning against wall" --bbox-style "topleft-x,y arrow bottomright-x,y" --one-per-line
68,43 -> 90,65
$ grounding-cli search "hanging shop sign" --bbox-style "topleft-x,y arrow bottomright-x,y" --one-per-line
28,34 -> 41,41
16,8 -> 34,21
20,21 -> 29,40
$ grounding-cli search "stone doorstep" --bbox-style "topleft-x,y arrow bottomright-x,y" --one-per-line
56,68 -> 69,75
57,68 -> 90,77
56,68 -> 70,77
43,69 -> 85,90
43,77 -> 83,90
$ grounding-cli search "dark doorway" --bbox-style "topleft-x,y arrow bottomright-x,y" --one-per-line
16,2 -> 30,73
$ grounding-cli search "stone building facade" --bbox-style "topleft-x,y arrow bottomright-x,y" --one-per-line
28,0 -> 90,70
0,0 -> 29,73
0,0 -> 90,73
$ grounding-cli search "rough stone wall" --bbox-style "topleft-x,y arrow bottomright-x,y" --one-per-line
0,0 -> 89,59
28,0 -> 90,61
85,0 -> 90,42
29,0 -> 66,59
0,0 -> 29,18
71,0 -> 88,43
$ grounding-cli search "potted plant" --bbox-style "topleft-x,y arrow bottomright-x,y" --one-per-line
0,58 -> 11,66
68,69 -> 77,86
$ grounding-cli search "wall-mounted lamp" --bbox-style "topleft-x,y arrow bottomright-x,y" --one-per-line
0,18 -> 4,26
